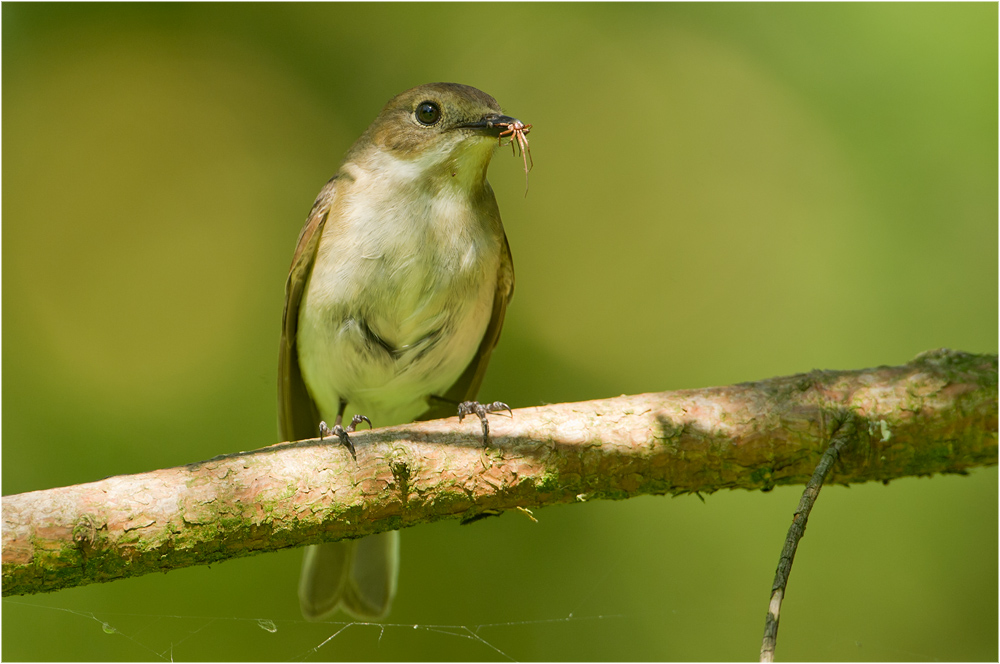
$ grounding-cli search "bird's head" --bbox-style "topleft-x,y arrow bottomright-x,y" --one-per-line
346,82 -> 527,191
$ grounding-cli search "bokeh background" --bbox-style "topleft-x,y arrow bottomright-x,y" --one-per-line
3,3 -> 996,661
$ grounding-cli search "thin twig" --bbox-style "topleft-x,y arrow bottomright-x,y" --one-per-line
760,413 -> 858,662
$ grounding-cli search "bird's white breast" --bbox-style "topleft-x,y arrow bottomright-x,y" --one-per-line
296,158 -> 501,427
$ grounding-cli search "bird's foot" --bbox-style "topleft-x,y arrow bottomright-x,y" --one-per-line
319,414 -> 372,460
457,401 -> 512,447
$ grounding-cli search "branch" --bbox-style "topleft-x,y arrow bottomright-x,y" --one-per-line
3,349 -> 996,597
759,412 -> 858,662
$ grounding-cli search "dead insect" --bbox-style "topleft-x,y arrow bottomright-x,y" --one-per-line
495,119 -> 533,193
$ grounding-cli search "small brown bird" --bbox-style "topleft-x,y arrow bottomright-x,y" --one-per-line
278,83 -> 525,620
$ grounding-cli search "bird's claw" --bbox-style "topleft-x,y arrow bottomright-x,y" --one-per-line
457,400 -> 512,447
345,414 -> 372,432
319,414 -> 371,461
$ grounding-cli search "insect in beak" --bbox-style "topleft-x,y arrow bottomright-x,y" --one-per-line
496,120 -> 532,195
463,114 -> 534,195
496,120 -> 532,174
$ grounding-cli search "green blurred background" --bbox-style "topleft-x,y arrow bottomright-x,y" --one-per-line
3,3 -> 996,661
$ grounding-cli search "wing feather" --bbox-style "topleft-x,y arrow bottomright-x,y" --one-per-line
277,178 -> 338,442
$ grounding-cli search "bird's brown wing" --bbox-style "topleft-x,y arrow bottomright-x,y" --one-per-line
277,178 -> 338,443
420,230 -> 515,422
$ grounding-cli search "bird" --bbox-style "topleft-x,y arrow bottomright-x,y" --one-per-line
277,82 -> 525,621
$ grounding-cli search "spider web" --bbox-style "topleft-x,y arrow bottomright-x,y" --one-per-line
3,598 -> 621,662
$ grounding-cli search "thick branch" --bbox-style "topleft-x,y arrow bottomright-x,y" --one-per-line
3,349 -> 996,596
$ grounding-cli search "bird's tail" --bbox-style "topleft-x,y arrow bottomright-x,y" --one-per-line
298,531 -> 400,621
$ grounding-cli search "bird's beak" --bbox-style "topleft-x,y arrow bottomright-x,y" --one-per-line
459,114 -> 526,137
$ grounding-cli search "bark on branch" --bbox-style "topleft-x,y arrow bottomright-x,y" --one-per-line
3,349 -> 996,597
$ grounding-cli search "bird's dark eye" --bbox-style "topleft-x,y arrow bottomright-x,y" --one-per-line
415,101 -> 441,125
